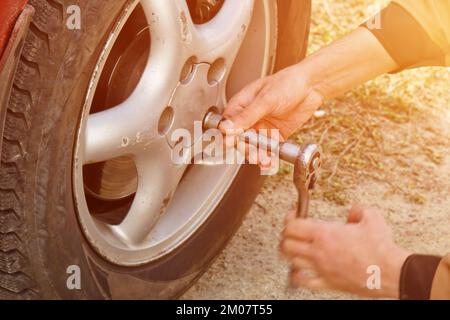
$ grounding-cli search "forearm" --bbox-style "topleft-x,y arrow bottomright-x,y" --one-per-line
300,27 -> 398,101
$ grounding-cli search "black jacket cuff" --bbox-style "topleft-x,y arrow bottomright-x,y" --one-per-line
399,254 -> 442,300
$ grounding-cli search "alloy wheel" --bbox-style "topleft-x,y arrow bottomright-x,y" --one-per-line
73,0 -> 277,266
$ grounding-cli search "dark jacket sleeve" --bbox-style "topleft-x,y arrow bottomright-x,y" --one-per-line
399,254 -> 441,300
399,254 -> 450,300
362,3 -> 447,71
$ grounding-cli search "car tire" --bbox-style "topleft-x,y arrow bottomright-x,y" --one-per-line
0,0 -> 311,299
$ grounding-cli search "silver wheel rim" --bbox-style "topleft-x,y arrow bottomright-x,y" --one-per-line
73,0 -> 277,266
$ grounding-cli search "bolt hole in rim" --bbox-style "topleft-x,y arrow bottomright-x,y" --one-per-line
180,56 -> 198,83
158,107 -> 175,135
73,0 -> 277,266
207,58 -> 226,84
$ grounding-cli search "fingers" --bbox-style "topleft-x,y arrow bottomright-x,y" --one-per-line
284,210 -> 297,225
347,204 -> 366,223
223,79 -> 264,119
220,120 -> 239,149
283,218 -> 322,241
292,257 -> 315,271
347,204 -> 386,226
220,118 -> 282,169
222,79 -> 273,131
281,215 -> 330,292
227,100 -> 271,132
280,239 -> 313,259
290,270 -> 328,290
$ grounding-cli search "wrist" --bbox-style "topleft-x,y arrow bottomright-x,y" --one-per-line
290,59 -> 328,108
295,27 -> 398,102
381,246 -> 411,299
296,55 -> 328,97
296,48 -> 352,102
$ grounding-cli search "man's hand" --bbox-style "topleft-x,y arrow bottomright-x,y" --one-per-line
221,64 -> 323,140
221,28 -> 398,139
280,205 -> 411,298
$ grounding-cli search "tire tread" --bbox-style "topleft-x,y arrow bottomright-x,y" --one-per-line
0,0 -> 61,299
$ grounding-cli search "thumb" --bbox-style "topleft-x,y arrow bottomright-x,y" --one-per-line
222,78 -> 266,130
222,96 -> 271,131
347,204 -> 367,223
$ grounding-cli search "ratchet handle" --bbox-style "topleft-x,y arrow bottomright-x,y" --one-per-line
293,144 -> 322,219
296,188 -> 310,219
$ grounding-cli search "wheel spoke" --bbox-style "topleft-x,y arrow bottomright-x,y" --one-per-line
83,59 -> 183,164
195,0 -> 254,63
111,140 -> 188,246
141,0 -> 196,56
82,1 -> 200,164
83,106 -> 148,164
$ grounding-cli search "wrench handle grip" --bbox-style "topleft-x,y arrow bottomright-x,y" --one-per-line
296,188 -> 309,219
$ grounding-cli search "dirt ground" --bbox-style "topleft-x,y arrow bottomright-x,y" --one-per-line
183,0 -> 450,300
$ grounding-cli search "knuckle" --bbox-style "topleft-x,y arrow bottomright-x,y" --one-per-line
290,272 -> 303,287
286,210 -> 296,221
314,229 -> 329,243
290,275 -> 300,288
257,91 -> 275,106
314,250 -> 327,265
284,222 -> 298,238
279,239 -> 286,251
309,247 -> 321,262
280,239 -> 291,255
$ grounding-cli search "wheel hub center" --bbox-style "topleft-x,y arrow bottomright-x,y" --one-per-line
165,63 -> 220,148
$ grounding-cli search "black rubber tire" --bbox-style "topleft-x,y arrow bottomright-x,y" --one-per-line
0,0 -> 311,299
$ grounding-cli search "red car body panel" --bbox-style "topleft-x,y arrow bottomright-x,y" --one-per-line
0,0 -> 28,58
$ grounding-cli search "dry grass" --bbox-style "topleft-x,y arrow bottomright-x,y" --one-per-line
185,0 -> 450,300
278,0 -> 450,207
